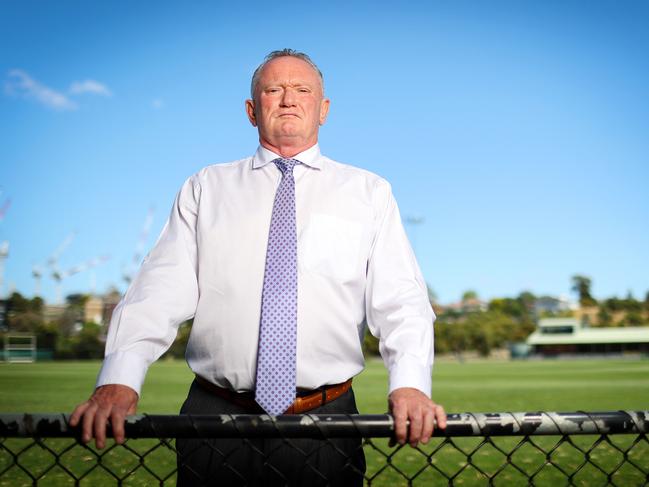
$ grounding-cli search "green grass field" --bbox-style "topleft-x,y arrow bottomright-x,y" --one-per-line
1,357 -> 648,485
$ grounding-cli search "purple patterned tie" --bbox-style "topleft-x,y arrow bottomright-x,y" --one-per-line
255,158 -> 300,415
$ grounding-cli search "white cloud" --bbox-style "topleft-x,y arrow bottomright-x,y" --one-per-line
69,80 -> 112,97
5,69 -> 77,110
151,98 -> 165,109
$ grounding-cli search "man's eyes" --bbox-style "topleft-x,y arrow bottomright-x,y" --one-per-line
265,87 -> 312,94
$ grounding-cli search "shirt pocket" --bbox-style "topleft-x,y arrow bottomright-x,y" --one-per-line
299,213 -> 364,281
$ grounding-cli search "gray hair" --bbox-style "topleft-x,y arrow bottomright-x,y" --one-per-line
250,49 -> 324,99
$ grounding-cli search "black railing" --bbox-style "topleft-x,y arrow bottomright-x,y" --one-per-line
1,411 -> 648,485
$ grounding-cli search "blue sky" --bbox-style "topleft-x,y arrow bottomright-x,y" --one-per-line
1,0 -> 648,305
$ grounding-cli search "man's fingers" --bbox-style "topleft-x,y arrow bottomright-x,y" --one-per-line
421,408 -> 435,444
111,409 -> 127,445
71,384 -> 139,449
389,388 -> 447,448
69,402 -> 89,427
435,404 -> 447,429
408,406 -> 423,447
81,402 -> 97,444
393,407 -> 408,445
93,407 -> 110,449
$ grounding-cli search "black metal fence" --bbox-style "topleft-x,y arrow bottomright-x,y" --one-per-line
1,411 -> 647,486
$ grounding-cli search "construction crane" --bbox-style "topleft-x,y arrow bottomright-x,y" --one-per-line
31,265 -> 43,298
32,232 -> 77,297
47,232 -> 76,270
122,207 -> 155,286
51,255 -> 110,304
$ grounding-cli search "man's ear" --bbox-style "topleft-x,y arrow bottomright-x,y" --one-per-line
319,98 -> 330,125
245,99 -> 257,127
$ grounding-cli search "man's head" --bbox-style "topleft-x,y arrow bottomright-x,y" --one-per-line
246,49 -> 330,157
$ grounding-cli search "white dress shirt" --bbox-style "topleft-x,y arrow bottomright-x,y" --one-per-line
96,144 -> 435,397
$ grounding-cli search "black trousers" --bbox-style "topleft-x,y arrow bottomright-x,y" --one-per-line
176,379 -> 366,487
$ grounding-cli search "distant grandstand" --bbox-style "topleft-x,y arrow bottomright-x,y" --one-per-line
527,318 -> 649,356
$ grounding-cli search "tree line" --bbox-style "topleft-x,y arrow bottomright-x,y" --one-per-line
2,274 -> 647,360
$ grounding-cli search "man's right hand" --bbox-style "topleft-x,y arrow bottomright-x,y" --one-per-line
69,384 -> 139,449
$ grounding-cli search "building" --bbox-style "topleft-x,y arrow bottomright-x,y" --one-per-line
441,297 -> 488,315
527,318 -> 649,356
534,295 -> 576,316
43,304 -> 66,323
84,296 -> 104,324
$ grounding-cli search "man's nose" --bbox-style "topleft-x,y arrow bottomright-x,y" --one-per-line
280,88 -> 297,106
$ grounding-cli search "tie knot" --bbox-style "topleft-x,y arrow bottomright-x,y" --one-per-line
272,158 -> 300,176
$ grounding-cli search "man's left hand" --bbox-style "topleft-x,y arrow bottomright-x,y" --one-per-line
388,387 -> 447,447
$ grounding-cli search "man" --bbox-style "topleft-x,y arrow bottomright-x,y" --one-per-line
71,49 -> 447,485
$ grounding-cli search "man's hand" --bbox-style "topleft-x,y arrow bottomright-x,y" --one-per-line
388,387 -> 447,447
69,384 -> 139,449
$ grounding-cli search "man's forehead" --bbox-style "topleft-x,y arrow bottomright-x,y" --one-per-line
258,57 -> 321,85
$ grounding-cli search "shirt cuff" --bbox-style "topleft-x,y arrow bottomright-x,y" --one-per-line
388,355 -> 432,397
95,350 -> 150,396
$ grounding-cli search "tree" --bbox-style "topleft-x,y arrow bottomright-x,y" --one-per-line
488,298 -> 523,319
603,297 -> 624,312
362,327 -> 380,356
4,292 -> 44,332
164,320 -> 194,359
622,291 -> 642,312
426,284 -> 438,305
623,311 -> 644,326
571,275 -> 597,307
517,291 -> 537,317
435,311 -> 532,358
72,322 -> 104,359
57,293 -> 90,337
487,291 -> 536,325
462,290 -> 478,302
35,322 -> 59,350
596,306 -> 612,326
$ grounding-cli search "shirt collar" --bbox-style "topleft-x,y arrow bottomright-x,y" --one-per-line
252,143 -> 323,170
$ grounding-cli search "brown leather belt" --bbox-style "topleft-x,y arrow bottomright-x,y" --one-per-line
195,375 -> 352,414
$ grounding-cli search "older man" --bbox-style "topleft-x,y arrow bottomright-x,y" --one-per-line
71,49 -> 446,486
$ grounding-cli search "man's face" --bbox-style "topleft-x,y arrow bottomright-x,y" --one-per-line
246,56 -> 330,152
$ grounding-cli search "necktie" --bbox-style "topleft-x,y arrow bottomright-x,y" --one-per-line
255,157 -> 299,415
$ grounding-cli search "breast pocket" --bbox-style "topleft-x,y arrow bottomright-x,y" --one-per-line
299,213 -> 364,281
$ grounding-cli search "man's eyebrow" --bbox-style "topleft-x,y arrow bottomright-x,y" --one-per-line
263,79 -> 317,87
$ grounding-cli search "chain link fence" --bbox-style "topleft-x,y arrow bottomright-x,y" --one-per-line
1,411 -> 647,486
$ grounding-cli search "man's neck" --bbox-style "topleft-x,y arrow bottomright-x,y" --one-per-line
260,138 -> 317,159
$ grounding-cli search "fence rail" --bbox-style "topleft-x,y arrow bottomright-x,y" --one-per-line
1,411 -> 648,486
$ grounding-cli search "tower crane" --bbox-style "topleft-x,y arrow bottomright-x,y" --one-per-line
32,232 -> 76,298
52,255 -> 110,304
